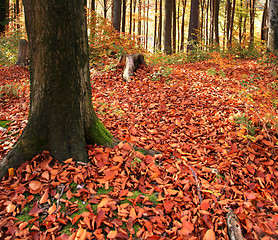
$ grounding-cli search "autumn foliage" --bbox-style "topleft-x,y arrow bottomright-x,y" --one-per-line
0,54 -> 278,239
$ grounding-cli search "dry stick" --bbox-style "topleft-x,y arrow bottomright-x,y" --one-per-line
226,209 -> 244,240
53,184 -> 66,215
188,165 -> 203,204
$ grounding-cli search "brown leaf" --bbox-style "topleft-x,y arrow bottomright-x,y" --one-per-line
29,180 -> 42,194
203,229 -> 215,240
29,201 -> 43,216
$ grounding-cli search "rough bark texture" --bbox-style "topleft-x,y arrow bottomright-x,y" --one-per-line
187,0 -> 199,51
164,0 -> 173,54
0,0 -> 8,33
116,54 -> 147,82
226,210 -> 244,240
16,39 -> 28,66
268,0 -> 278,54
0,0 -> 116,179
113,0 -> 122,31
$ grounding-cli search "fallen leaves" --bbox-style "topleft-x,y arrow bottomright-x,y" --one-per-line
1,58 -> 278,239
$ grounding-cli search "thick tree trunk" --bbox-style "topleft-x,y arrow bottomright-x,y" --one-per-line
261,0 -> 268,42
113,0 -> 122,31
0,0 -> 8,33
0,0 -> 117,179
16,39 -> 28,67
116,54 -> 147,82
187,0 -> 199,51
122,0 -> 126,32
180,0 -> 186,51
172,0 -> 176,53
164,0 -> 173,54
268,0 -> 278,54
157,0 -> 163,51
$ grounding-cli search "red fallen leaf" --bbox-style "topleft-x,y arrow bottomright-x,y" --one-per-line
56,233 -> 70,240
40,189 -> 49,204
66,189 -> 73,199
147,236 -> 160,240
15,185 -> 26,194
144,221 -> 153,232
104,170 -> 116,180
29,201 -> 43,216
95,209 -> 106,228
107,230 -> 117,239
203,229 -> 215,240
200,199 -> 211,210
29,180 -> 42,194
273,215 -> 278,223
244,191 -> 257,200
6,203 -> 16,213
246,165 -> 255,174
163,200 -> 174,212
121,142 -> 132,151
202,214 -> 214,229
179,221 -> 194,235
72,214 -> 81,225
98,198 -> 109,208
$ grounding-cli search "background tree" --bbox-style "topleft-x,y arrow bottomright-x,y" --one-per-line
0,0 -> 117,178
113,0 -> 122,31
261,0 -> 268,42
0,0 -> 9,33
268,0 -> 278,54
164,0 -> 173,54
122,0 -> 126,32
187,0 -> 199,51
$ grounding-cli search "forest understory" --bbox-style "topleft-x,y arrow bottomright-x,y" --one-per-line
0,56 -> 278,239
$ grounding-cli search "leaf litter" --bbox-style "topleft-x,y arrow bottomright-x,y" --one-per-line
0,57 -> 278,239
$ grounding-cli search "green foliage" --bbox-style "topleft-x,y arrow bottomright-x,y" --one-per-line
0,29 -> 25,66
234,113 -> 256,136
0,120 -> 11,129
0,83 -> 21,99
150,66 -> 173,82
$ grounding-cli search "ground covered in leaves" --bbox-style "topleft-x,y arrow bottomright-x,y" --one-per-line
0,55 -> 278,239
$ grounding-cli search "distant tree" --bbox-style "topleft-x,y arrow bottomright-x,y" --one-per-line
187,0 -> 199,51
153,0 -> 158,50
268,0 -> 278,54
122,0 -> 126,32
0,0 -> 9,33
0,0 -> 117,178
180,0 -> 187,51
129,0 -> 132,34
113,0 -> 122,31
164,0 -> 173,54
172,0 -> 176,53
261,0 -> 268,42
249,0 -> 256,47
157,0 -> 163,50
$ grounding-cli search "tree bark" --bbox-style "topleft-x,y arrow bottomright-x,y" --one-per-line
0,0 -> 9,33
154,0 -> 158,51
116,54 -> 147,82
0,0 -> 117,179
113,0 -> 122,31
172,0 -> 176,53
249,0 -> 256,47
180,0 -> 186,51
16,39 -> 28,67
164,0 -> 173,54
187,0 -> 199,51
122,0 -> 126,32
157,0 -> 163,51
129,0 -> 132,34
261,0 -> 268,42
268,0 -> 278,54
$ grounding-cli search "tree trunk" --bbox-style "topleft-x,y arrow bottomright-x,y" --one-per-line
238,0 -> 243,44
113,0 -> 122,31
164,0 -> 173,54
187,0 -> 199,51
129,0 -> 132,34
0,0 -> 8,33
138,0 -> 142,42
157,0 -> 163,51
261,0 -> 268,42
104,0 -> 108,18
146,0 -> 149,49
172,0 -> 176,53
213,0 -> 220,45
0,0 -> 117,179
122,0 -> 126,32
268,0 -> 278,54
16,39 -> 28,67
249,0 -> 256,47
116,54 -> 147,82
154,0 -> 158,51
180,0 -> 186,51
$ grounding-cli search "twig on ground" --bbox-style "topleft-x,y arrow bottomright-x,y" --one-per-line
53,184 -> 66,215
189,166 -> 203,204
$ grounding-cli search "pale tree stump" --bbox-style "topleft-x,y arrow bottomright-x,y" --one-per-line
116,54 -> 147,82
16,39 -> 28,66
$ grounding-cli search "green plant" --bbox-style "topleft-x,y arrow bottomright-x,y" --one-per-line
234,113 -> 256,137
150,66 -> 173,82
206,68 -> 218,76
0,120 -> 11,129
0,84 -> 21,99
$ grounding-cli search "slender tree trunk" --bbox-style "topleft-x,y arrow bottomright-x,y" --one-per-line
229,0 -> 236,44
172,0 -> 176,53
157,0 -> 163,50
138,0 -> 142,42
214,0 -> 220,45
133,0 -> 137,35
205,0 -> 209,47
113,0 -> 122,31
177,0 -> 180,51
122,0 -> 126,32
226,0 -> 231,45
261,0 -> 268,42
91,0 -> 95,11
180,0 -> 186,51
0,0 -> 117,179
129,0 -> 132,34
164,0 -> 173,54
187,0 -> 199,51
239,0 -> 243,44
146,0 -> 149,49
268,0 -> 278,54
104,0 -> 108,18
209,0 -> 214,45
249,0 -> 256,47
154,0 -> 158,50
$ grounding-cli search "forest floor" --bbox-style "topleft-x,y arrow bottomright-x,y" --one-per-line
0,55 -> 278,239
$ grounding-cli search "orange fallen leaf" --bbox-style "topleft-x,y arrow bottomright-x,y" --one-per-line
107,230 -> 117,239
98,198 -> 109,208
203,229 -> 215,240
29,180 -> 42,194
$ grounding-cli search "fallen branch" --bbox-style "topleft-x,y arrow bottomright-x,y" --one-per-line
189,166 -> 203,204
226,209 -> 244,240
53,184 -> 66,215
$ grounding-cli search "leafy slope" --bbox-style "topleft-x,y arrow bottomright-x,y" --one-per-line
0,57 -> 278,239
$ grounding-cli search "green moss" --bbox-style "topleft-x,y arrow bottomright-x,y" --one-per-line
87,117 -> 114,147
16,201 -> 34,223
0,120 -> 11,129
97,186 -> 113,195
